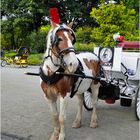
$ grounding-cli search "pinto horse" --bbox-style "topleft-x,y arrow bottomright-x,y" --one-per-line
40,22 -> 100,140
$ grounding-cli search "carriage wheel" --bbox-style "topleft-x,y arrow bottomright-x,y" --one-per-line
1,60 -> 7,67
83,89 -> 93,111
22,63 -> 28,68
135,88 -> 140,120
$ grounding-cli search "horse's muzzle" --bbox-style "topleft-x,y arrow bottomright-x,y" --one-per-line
64,52 -> 79,73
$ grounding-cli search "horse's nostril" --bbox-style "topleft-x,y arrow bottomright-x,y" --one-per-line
70,62 -> 72,66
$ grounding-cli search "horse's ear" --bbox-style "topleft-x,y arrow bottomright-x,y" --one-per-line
51,21 -> 58,28
67,22 -> 73,29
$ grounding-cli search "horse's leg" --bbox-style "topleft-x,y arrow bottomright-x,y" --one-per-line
72,94 -> 83,128
47,99 -> 60,140
90,83 -> 100,128
58,95 -> 68,140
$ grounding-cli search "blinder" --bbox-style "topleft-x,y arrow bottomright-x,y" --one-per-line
46,24 -> 77,69
51,25 -> 76,46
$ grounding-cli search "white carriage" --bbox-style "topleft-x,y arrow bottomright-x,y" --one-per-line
83,41 -> 140,120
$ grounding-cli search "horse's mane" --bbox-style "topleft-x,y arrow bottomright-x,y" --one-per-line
44,29 -> 53,57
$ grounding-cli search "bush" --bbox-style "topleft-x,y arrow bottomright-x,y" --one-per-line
90,2 -> 139,47
76,26 -> 93,43
28,53 -> 43,65
5,51 -> 16,57
75,42 -> 96,52
24,25 -> 51,53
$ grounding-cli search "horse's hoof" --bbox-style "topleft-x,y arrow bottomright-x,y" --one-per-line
72,121 -> 81,128
58,133 -> 65,140
89,123 -> 98,128
49,132 -> 59,140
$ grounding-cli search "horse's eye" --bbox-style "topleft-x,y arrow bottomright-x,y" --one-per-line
58,38 -> 63,42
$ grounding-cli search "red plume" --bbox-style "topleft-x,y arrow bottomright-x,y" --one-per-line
49,8 -> 60,24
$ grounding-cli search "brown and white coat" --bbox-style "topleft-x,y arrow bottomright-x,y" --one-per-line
40,22 -> 100,140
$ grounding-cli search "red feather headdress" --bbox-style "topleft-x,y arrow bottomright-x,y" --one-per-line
49,8 -> 60,24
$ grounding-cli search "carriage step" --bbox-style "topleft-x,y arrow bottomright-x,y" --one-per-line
120,95 -> 132,99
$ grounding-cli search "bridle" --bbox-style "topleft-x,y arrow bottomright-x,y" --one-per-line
44,24 -> 76,69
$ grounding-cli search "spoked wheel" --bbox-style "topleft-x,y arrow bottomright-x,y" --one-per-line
83,89 -> 93,111
1,60 -> 7,67
135,88 -> 140,120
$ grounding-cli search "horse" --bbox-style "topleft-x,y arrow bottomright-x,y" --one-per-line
40,22 -> 100,140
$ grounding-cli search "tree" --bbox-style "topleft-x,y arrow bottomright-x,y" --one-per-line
24,25 -> 51,53
1,0 -> 100,51
46,0 -> 100,27
1,0 -> 138,51
1,0 -> 48,50
76,26 -> 93,43
90,2 -> 139,47
124,0 -> 139,29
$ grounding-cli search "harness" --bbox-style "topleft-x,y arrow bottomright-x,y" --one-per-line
50,24 -> 76,46
70,59 -> 84,98
40,58 -> 83,82
39,58 -> 84,98
45,24 -> 76,68
39,66 -> 64,85
40,24 -> 84,97
46,24 -> 76,57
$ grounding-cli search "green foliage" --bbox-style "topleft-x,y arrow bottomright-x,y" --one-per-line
125,0 -> 139,29
1,0 -> 48,50
90,2 -> 139,47
75,42 -> 96,52
0,33 -> 11,50
1,0 -> 139,52
75,26 -> 96,51
125,0 -> 139,13
28,53 -> 43,65
5,51 -> 16,57
24,25 -> 51,53
76,26 -> 93,43
48,0 -> 99,26
4,51 -> 43,65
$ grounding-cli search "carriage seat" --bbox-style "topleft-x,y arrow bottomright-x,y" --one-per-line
21,54 -> 28,60
117,41 -> 139,49
14,47 -> 30,61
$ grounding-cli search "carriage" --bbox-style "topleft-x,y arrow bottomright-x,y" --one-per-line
25,21 -> 139,139
83,40 -> 140,120
1,47 -> 30,68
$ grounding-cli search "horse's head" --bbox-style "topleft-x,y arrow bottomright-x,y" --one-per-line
45,22 -> 79,73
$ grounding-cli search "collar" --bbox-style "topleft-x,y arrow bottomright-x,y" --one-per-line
39,67 -> 64,85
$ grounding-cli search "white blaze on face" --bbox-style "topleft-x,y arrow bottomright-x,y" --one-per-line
63,31 -> 79,73
64,31 -> 73,48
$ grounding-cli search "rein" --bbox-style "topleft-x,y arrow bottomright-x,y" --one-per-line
44,47 -> 76,69
35,25 -> 78,86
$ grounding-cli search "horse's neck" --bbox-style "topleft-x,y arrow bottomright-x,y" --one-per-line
42,53 -> 60,75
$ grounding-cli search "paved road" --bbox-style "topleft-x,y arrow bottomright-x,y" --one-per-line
1,66 -> 139,140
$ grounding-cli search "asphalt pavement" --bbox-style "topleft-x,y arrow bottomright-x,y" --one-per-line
1,66 -> 139,140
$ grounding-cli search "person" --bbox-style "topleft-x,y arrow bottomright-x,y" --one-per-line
1,47 -> 5,58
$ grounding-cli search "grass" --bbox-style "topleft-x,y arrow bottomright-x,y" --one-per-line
27,43 -> 95,65
5,51 -> 16,57
4,52 -> 43,65
3,44 -> 95,65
